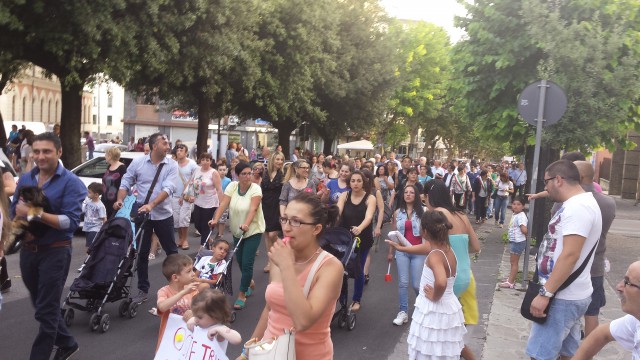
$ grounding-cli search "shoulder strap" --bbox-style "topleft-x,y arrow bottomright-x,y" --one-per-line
557,240 -> 599,292
429,249 -> 453,276
143,162 -> 165,205
303,251 -> 328,297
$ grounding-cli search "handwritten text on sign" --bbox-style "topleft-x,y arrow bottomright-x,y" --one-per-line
155,314 -> 229,360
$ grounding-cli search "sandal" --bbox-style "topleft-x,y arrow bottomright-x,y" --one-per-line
246,281 -> 255,297
181,245 -> 190,250
148,307 -> 158,316
498,281 -> 515,289
234,298 -> 246,310
263,264 -> 270,273
364,274 -> 370,285
350,301 -> 361,313
148,253 -> 156,260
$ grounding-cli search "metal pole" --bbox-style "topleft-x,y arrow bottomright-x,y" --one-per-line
522,80 -> 548,287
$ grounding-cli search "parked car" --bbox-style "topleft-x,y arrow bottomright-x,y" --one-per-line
86,143 -> 128,159
71,151 -> 146,188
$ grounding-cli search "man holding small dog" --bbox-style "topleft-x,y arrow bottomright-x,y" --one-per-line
11,132 -> 87,360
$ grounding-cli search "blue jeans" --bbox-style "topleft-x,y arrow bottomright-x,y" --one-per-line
526,297 -> 591,359
353,247 -> 370,302
136,216 -> 178,293
395,251 -> 426,312
493,195 -> 508,224
20,246 -> 76,360
486,197 -> 493,218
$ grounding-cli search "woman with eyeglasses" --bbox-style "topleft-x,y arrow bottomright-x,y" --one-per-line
251,162 -> 264,185
244,192 -> 343,360
279,160 -> 317,220
336,170 -> 376,313
261,151 -> 285,273
209,162 -> 265,310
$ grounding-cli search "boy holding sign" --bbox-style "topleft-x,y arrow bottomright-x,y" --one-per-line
155,254 -> 199,351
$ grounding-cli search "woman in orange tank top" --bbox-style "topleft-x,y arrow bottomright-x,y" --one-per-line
240,192 -> 343,360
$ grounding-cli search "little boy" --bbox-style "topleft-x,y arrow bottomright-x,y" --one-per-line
155,254 -> 199,352
79,182 -> 107,272
215,163 -> 231,240
499,197 -> 528,289
194,239 -> 230,291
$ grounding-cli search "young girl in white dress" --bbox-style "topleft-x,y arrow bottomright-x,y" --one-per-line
407,210 -> 466,360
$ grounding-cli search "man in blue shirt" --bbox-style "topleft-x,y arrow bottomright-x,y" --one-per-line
11,132 -> 86,360
114,133 -> 179,303
511,162 -> 527,201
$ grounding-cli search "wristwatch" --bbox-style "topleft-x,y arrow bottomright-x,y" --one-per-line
539,286 -> 555,298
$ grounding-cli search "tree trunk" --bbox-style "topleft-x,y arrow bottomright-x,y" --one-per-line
273,119 -> 296,159
60,82 -> 84,168
196,93 -> 211,159
322,135 -> 335,156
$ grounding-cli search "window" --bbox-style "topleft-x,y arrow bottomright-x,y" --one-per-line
93,115 -> 97,124
93,96 -> 97,106
48,99 -> 52,122
40,99 -> 44,121
107,94 -> 113,108
22,97 -> 26,121
107,115 -> 112,126
12,96 -> 15,120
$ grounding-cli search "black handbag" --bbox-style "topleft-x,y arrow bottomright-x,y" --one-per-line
131,163 -> 165,224
520,241 -> 598,324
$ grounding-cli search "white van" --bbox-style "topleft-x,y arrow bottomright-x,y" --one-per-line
4,121 -> 48,135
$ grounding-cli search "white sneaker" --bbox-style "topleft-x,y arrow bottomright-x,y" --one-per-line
393,311 -> 408,325
77,264 -> 85,273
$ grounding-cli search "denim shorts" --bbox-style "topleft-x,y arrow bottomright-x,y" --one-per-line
526,297 -> 591,360
509,241 -> 526,255
585,276 -> 606,316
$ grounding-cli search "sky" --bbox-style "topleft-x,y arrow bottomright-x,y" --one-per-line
380,0 -> 468,42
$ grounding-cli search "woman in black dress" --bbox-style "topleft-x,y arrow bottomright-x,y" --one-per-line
101,147 -> 127,219
261,151 -> 285,273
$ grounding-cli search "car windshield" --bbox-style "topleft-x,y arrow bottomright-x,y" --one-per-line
74,157 -> 133,178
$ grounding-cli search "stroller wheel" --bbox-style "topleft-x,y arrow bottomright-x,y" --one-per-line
128,302 -> 139,318
118,300 -> 130,317
63,308 -> 74,327
347,313 -> 356,331
89,313 -> 100,332
230,311 -> 237,323
338,313 -> 347,329
100,314 -> 111,333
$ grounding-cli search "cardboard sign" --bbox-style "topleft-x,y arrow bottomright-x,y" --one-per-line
155,314 -> 229,360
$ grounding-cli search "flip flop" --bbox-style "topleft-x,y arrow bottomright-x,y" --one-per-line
234,299 -> 246,310
246,282 -> 255,297
181,245 -> 190,250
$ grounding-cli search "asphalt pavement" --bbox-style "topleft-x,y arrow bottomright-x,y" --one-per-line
0,212 -> 505,360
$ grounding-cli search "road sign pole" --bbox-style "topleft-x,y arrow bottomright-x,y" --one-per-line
522,80 -> 548,287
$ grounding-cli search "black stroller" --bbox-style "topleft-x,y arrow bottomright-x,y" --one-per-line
61,216 -> 145,333
320,226 -> 360,331
193,230 -> 241,322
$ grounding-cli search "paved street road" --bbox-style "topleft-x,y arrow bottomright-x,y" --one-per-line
0,218 -> 502,360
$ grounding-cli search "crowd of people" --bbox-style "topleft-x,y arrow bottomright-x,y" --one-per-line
1,129 -> 638,360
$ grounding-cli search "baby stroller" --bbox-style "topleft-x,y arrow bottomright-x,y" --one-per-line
320,226 -> 360,331
193,230 -> 241,323
61,216 -> 147,333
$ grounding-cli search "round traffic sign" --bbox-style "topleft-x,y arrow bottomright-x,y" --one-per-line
518,80 -> 567,126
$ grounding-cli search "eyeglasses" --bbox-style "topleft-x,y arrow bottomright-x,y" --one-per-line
543,177 -> 557,185
279,217 -> 316,227
239,171 -> 252,177
623,277 -> 640,290
298,166 -> 310,170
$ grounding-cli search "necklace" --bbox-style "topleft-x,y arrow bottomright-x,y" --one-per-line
238,184 -> 250,196
295,248 -> 321,265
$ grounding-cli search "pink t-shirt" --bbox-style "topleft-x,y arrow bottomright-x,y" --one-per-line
156,285 -> 198,352
404,219 -> 422,246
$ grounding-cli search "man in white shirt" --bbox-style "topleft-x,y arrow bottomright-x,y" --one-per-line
432,159 -> 445,179
526,160 -> 602,360
574,261 -> 640,360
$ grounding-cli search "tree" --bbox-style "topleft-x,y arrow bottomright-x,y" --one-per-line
0,55 -> 28,147
310,0 -> 397,155
378,20 -> 451,156
0,0 -> 199,167
453,0 -> 640,152
129,0 -> 262,158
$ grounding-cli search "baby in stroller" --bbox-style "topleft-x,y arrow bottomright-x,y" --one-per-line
194,239 -> 231,292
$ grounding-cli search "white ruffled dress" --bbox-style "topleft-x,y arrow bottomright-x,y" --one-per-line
407,249 -> 466,360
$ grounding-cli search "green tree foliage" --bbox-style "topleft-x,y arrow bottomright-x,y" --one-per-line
453,0 -> 640,153
310,0 -> 397,155
0,0 -> 199,167
381,20 -> 451,154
